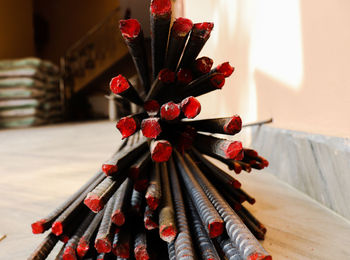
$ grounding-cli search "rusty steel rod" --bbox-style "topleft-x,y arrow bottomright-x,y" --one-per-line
145,163 -> 162,211
158,162 -> 177,242
77,209 -> 105,258
28,232 -> 59,260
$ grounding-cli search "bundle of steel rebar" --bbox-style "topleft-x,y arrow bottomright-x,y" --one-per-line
28,0 -> 273,259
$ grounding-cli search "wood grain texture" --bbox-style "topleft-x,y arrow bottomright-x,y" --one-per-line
0,121 -> 349,259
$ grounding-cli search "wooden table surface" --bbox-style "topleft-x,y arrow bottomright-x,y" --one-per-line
0,121 -> 349,259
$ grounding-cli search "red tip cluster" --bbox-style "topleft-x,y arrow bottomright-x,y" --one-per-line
110,75 -> 130,94
119,19 -> 141,39
150,0 -> 172,16
180,96 -> 201,119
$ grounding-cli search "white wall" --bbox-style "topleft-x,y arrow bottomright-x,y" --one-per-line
175,0 -> 350,138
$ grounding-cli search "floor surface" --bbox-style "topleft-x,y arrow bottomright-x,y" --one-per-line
0,121 -> 349,259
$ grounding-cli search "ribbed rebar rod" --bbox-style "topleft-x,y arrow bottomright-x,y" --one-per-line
94,192 -> 118,253
119,19 -> 150,93
168,157 -> 196,259
112,226 -> 131,258
111,178 -> 133,226
216,235 -> 242,260
182,115 -> 242,135
183,153 -> 271,260
62,211 -> 96,259
102,139 -> 148,176
51,173 -> 105,236
31,171 -> 103,234
193,133 -> 243,161
84,173 -> 128,213
28,232 -> 59,260
144,206 -> 158,230
168,241 -> 176,260
77,209 -> 105,258
134,231 -> 150,260
190,148 -> 241,189
145,163 -> 162,210
186,197 -> 220,260
158,162 -> 177,242
173,150 -> 223,238
130,188 -> 144,216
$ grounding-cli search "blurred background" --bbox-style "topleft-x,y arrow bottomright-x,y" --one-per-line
0,0 -> 349,137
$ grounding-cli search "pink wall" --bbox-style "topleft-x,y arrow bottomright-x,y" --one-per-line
176,0 -> 350,138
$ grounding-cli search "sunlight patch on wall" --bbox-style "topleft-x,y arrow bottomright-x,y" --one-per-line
251,0 -> 303,89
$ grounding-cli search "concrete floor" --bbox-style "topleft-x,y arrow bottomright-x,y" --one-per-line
0,121 -> 350,259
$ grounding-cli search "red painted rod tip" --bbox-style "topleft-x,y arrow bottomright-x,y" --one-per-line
159,225 -> 177,242
208,221 -> 224,238
223,141 -> 243,159
193,22 -> 214,38
248,253 -> 272,260
144,218 -> 158,230
110,75 -> 130,94
180,96 -> 201,119
84,194 -> 104,213
150,0 -> 172,16
158,68 -> 175,83
160,102 -> 181,121
145,196 -> 160,211
119,19 -> 141,39
172,17 -> 193,36
224,115 -> 242,134
51,221 -> 63,236
31,219 -> 46,234
134,245 -> 150,260
77,239 -> 89,258
95,238 -> 112,253
151,140 -> 173,162
210,74 -> 225,89
63,246 -> 76,260
195,56 -> 213,74
144,100 -> 160,114
102,164 -> 118,176
116,116 -> 137,139
141,118 -> 162,139
112,211 -> 125,226
177,68 -> 193,85
216,62 -> 235,77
